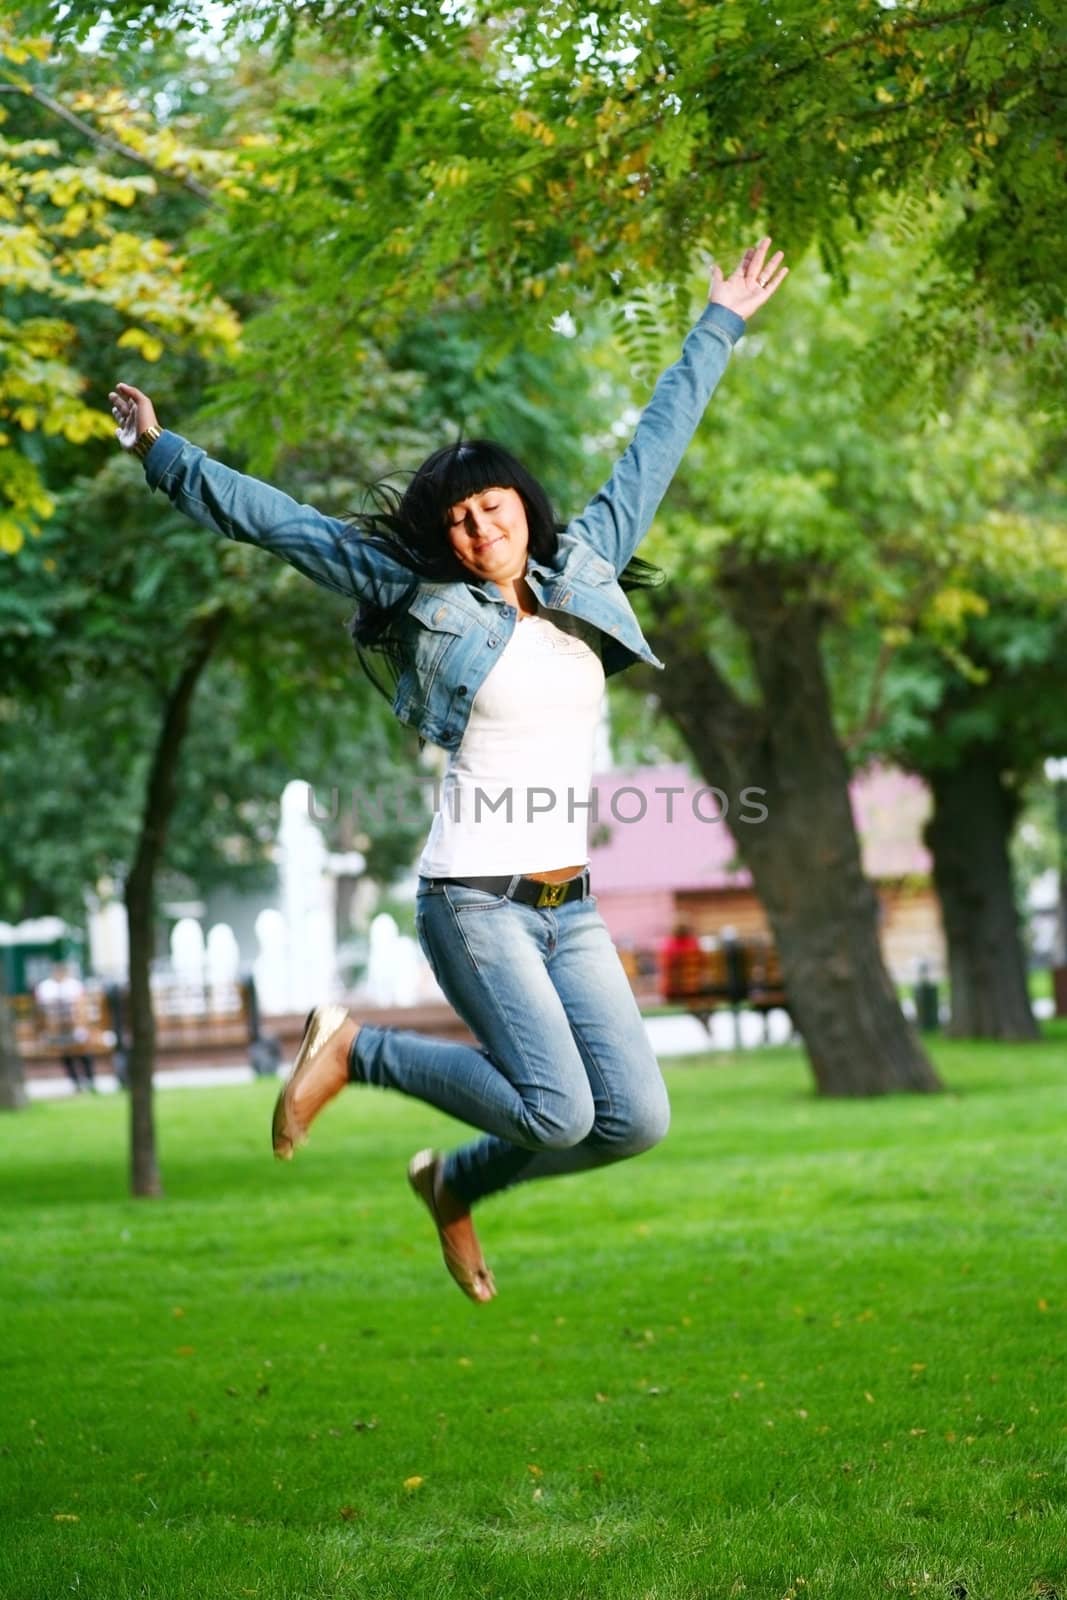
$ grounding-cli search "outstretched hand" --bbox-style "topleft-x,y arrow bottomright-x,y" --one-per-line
709,236 -> 788,320
108,383 -> 158,450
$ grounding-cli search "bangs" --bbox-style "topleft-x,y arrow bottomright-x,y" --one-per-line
358,434 -> 561,578
409,439 -> 524,527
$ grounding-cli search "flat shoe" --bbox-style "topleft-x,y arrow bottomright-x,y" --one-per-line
408,1148 -> 496,1303
272,1004 -> 350,1160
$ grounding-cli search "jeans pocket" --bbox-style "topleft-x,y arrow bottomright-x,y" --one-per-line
442,883 -> 510,913
414,907 -> 444,985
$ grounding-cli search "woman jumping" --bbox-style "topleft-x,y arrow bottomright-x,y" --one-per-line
110,237 -> 788,1303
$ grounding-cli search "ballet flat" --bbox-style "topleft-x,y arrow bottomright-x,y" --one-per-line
407,1148 -> 497,1304
272,1004 -> 351,1160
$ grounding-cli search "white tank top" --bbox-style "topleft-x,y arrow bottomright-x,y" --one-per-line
417,607 -> 606,876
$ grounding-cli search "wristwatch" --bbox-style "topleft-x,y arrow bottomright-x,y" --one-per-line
133,424 -> 163,460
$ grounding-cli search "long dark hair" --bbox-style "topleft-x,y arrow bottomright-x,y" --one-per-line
345,437 -> 662,707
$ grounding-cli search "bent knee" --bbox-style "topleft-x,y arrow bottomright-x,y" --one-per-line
525,1098 -> 596,1151
631,1099 -> 672,1154
607,1091 -> 671,1156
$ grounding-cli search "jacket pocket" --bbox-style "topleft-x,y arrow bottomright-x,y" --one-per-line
579,552 -> 620,585
393,591 -> 473,728
406,592 -> 469,634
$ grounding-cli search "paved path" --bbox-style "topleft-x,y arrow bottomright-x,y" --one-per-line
24,997 -> 1056,1101
23,1007 -> 796,1100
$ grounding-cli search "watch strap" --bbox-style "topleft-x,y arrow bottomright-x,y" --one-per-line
133,424 -> 163,460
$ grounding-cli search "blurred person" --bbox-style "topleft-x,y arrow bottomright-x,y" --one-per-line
34,961 -> 95,1092
110,237 -> 788,1302
658,920 -> 703,1001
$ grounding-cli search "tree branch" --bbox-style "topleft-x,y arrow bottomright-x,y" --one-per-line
641,586 -> 765,760
0,80 -> 215,203
843,636 -> 896,753
776,0 -> 1014,82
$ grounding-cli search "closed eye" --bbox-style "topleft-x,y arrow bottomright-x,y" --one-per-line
449,500 -> 501,527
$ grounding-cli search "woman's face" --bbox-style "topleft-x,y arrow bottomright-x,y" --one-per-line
446,485 -> 529,583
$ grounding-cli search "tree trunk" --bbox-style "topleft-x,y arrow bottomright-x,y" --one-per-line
0,969 -> 28,1112
924,754 -> 1039,1040
645,564 -> 942,1097
125,613 -> 227,1197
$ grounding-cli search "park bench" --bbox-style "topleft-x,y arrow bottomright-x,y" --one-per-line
660,940 -> 792,1044
11,978 -> 282,1078
11,988 -> 115,1065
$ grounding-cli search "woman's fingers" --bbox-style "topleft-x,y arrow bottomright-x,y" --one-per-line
744,237 -> 773,285
708,235 -> 789,316
744,240 -> 788,296
761,262 -> 789,296
108,381 -> 156,449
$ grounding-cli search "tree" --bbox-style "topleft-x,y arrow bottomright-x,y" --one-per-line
870,599 -> 1067,1038
619,239 -> 1064,1093
2,434 -> 433,1188
0,25 -> 433,1185
0,966 -> 27,1111
33,0 -> 1061,433
0,22 -> 240,549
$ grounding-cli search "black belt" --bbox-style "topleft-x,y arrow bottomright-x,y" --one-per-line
424,867 -> 591,909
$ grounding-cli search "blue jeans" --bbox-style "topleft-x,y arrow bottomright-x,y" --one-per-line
348,879 -> 670,1205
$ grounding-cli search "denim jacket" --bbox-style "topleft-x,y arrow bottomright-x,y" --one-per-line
144,300 -> 745,753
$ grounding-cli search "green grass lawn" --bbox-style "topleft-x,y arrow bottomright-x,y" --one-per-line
1,1031 -> 1065,1600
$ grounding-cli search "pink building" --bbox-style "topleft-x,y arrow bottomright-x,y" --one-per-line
588,762 -> 943,982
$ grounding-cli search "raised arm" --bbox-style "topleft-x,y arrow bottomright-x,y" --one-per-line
568,236 -> 788,575
109,383 -> 414,610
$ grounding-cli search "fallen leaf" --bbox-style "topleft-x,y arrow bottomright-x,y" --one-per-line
527,1464 -> 543,1478
338,1505 -> 359,1521
403,1475 -> 424,1491
172,1307 -> 185,1319
53,1514 -> 79,1522
177,1345 -> 195,1357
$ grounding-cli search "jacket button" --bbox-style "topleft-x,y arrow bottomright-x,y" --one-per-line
457,685 -> 468,696
434,605 -> 446,622
488,638 -> 498,647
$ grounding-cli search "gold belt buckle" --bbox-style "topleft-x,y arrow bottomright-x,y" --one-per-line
535,880 -> 570,908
